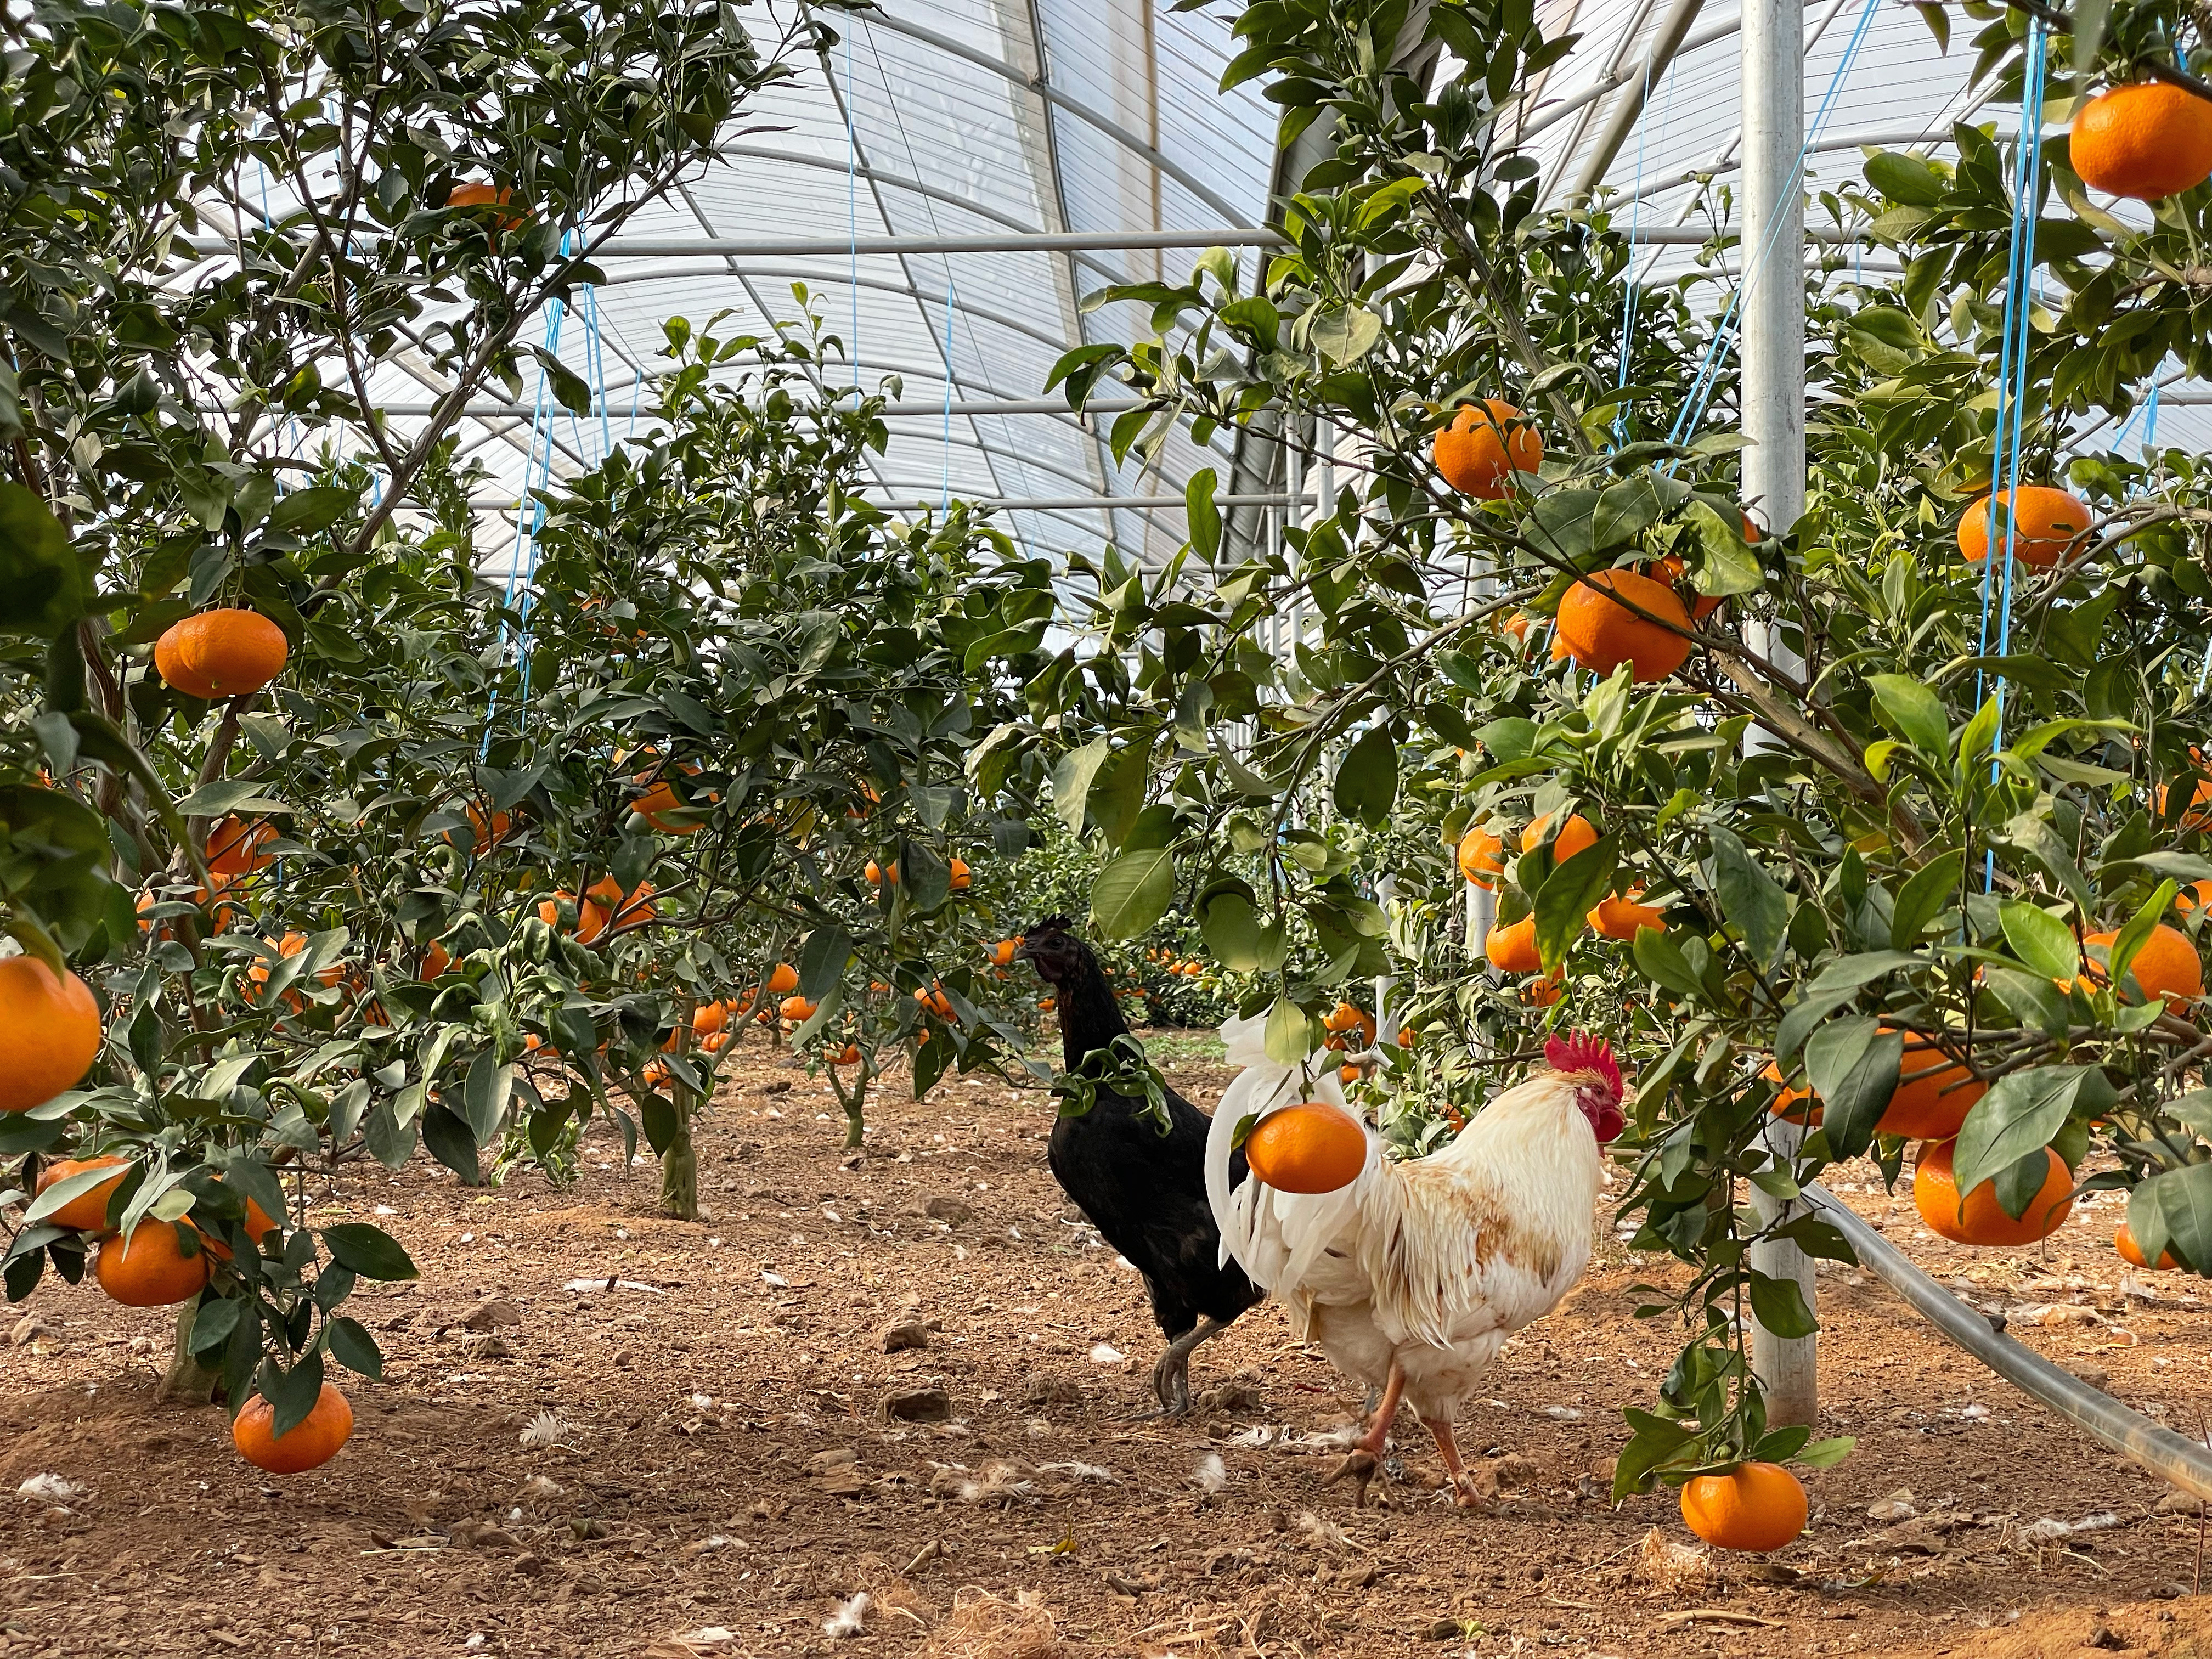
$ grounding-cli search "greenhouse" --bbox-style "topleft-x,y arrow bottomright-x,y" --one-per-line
6,0 -> 2212,1651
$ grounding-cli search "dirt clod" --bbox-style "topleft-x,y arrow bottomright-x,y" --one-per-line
461,1299 -> 523,1330
883,1319 -> 933,1352
885,1386 -> 953,1423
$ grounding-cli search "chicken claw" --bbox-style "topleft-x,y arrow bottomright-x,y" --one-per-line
1322,1448 -> 1380,1506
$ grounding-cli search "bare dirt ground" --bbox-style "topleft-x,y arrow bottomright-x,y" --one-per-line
7,1030 -> 2212,1659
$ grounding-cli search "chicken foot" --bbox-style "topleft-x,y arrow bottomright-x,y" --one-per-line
1324,1361 -> 1406,1507
1423,1414 -> 1493,1511
1147,1315 -> 1231,1418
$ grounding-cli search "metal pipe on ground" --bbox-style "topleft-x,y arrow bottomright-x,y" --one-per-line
1807,1185 -> 2212,1501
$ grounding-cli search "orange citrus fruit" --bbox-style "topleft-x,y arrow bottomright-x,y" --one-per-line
1434,400 -> 1542,499
95,1221 -> 210,1305
1244,1103 -> 1367,1193
2069,82 -> 2212,200
0,957 -> 103,1112
1485,915 -> 1542,974
1955,486 -> 2093,568
233,1381 -> 354,1474
2084,923 -> 2203,1009
1556,571 -> 1691,682
1914,1139 -> 2073,1246
1875,1030 -> 1985,1140
1680,1462 -> 1808,1552
36,1155 -> 130,1231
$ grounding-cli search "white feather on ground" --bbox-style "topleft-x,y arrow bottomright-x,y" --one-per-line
517,1410 -> 571,1449
1188,1453 -> 1227,1494
15,1474 -> 82,1504
822,1593 -> 871,1638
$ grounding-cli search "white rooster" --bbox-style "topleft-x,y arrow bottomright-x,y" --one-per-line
1204,1025 -> 1625,1506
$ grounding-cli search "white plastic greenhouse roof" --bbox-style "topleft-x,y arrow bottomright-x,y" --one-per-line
381,0 -> 2207,572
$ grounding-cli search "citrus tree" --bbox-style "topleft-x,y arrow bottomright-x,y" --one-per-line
1033,0 -> 2212,1502
0,0 -> 803,1453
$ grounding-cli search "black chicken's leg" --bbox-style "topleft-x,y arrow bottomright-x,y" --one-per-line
1151,1315 -> 1231,1417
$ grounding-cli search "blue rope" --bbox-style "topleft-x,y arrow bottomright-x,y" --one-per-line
1667,0 -> 1881,451
1975,20 -> 2046,885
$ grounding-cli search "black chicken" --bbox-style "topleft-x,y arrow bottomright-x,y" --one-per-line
1015,916 -> 1262,1415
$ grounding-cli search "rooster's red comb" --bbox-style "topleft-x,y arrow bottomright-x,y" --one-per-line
1545,1031 -> 1622,1097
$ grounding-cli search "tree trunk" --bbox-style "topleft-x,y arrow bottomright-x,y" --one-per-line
156,1301 -> 218,1405
659,1115 -> 698,1221
842,1071 -> 868,1150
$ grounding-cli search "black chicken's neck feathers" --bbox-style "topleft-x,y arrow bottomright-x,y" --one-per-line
1051,943 -> 1130,1071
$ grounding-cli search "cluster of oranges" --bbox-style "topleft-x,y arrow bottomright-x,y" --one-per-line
864,855 -> 973,890
1454,812 -> 1667,1007
23,1148 -> 347,1473
537,874 -> 658,945
1143,946 -> 1204,978
1762,921 -> 2203,1255
1433,401 -> 1743,687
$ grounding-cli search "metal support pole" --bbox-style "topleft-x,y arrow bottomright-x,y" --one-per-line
1741,0 -> 1817,1429
1374,873 -> 1397,1047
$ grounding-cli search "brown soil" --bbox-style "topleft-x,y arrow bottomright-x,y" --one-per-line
6,1034 -> 2212,1659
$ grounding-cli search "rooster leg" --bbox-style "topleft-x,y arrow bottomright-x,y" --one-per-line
1324,1361 -> 1406,1507
1151,1316 -> 1229,1418
1421,1415 -> 1492,1511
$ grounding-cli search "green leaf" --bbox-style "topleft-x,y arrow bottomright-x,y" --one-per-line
1527,489 -> 1600,561
2107,879 -> 2180,994
1709,826 -> 1789,967
265,486 -> 358,537
0,483 -> 91,639
420,1106 -> 482,1186
1090,848 -> 1176,939
1332,725 -> 1398,827
1535,836 -> 1617,973
1999,900 -> 2080,983
1087,742 -> 1150,849
1864,150 -> 1949,206
1803,1018 -> 1903,1160
1050,737 -> 1110,835
2070,0 -> 2113,80
1308,304 -> 1383,364
2130,1164 -> 2212,1275
1795,1435 -> 1857,1470
1197,881 -> 1263,972
326,1315 -> 384,1380
799,924 -> 852,1002
1747,1271 -> 1819,1339
320,1222 -> 419,1280
1890,854 -> 1961,950
1952,1066 -> 2114,1199
1683,499 -> 1763,596
174,779 -> 289,820
1867,674 -> 1949,755
1591,473 -> 1668,550
1262,996 -> 1315,1065
460,1052 -> 515,1146
1632,925 -> 1701,996
262,1348 -> 327,1441
532,346 -> 593,416
1185,469 -> 1221,566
